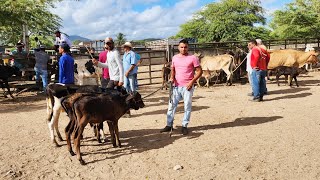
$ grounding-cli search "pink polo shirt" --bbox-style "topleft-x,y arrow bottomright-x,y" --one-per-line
172,53 -> 200,87
98,51 -> 110,79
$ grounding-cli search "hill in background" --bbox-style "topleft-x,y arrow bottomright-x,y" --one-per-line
69,35 -> 91,42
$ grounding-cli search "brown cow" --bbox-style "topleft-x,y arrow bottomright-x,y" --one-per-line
161,62 -> 171,90
268,49 -> 318,69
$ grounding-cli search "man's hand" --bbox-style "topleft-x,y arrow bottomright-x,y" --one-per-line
118,82 -> 124,86
92,58 -> 98,65
186,80 -> 194,91
125,71 -> 129,77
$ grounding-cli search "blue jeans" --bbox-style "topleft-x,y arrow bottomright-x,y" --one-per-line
167,86 -> 194,127
34,67 -> 48,89
124,73 -> 137,93
135,77 -> 139,90
251,69 -> 267,99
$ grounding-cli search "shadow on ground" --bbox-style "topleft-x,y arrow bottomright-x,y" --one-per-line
0,93 -> 46,113
71,115 -> 282,164
267,87 -> 310,95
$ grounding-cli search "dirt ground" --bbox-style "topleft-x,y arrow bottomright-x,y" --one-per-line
1,71 -> 320,180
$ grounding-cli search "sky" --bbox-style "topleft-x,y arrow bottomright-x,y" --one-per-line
50,0 -> 293,41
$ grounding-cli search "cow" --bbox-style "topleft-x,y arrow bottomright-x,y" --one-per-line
46,84 -> 104,146
267,49 -> 318,81
233,48 -> 248,81
74,60 -> 101,86
62,91 -> 145,165
161,62 -> 171,90
267,49 -> 318,69
275,66 -> 300,87
197,70 -> 220,88
0,65 -> 20,98
194,53 -> 235,87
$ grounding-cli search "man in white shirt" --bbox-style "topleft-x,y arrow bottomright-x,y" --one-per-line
54,30 -> 72,52
92,37 -> 124,89
246,41 -> 254,96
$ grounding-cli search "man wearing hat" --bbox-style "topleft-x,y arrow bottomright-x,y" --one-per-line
10,42 -> 28,70
58,43 -> 74,84
34,45 -> 50,91
122,42 -> 138,93
54,30 -> 72,52
93,37 -> 123,89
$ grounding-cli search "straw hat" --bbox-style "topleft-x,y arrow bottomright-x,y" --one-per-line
122,42 -> 132,48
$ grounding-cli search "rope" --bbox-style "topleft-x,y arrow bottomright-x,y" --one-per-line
141,86 -> 163,99
84,45 -> 94,59
232,56 -> 247,73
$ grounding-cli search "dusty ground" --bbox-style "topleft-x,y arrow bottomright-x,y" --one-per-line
1,72 -> 320,180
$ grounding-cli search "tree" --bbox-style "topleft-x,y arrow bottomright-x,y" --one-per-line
73,40 -> 82,46
0,0 -> 62,46
115,33 -> 126,46
175,0 -> 271,42
269,0 -> 320,39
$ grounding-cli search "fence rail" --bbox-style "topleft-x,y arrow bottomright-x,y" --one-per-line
2,38 -> 319,86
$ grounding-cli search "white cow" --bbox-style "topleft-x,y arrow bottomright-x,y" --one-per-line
194,53 -> 235,87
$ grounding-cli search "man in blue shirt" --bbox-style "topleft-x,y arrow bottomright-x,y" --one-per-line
58,44 -> 74,84
122,42 -> 138,93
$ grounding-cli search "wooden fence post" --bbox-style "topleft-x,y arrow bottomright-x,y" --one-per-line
148,52 -> 152,84
284,40 -> 287,49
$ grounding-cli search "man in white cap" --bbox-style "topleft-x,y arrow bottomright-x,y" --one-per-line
93,37 -> 124,89
122,42 -> 138,93
256,39 -> 267,50
54,30 -> 72,52
121,41 -> 138,117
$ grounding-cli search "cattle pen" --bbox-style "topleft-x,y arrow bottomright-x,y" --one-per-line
84,37 -> 320,87
1,37 -> 320,91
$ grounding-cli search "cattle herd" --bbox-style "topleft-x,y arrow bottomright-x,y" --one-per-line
0,47 -> 319,165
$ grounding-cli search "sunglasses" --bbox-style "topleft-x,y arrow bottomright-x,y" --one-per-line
105,42 -> 112,45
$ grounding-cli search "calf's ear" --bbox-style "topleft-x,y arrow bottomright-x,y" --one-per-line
125,94 -> 134,102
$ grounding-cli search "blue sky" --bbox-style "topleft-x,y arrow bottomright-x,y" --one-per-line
50,0 -> 293,41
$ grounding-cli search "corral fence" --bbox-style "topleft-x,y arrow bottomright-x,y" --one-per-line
169,38 -> 320,59
83,38 -> 320,86
2,38 -> 320,87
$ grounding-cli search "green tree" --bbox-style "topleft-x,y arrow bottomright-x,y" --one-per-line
29,34 -> 56,49
73,39 -> 82,46
175,0 -> 271,42
0,0 -> 61,46
115,33 -> 126,46
269,0 -> 320,39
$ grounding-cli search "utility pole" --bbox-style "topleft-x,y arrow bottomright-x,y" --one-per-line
22,24 -> 29,52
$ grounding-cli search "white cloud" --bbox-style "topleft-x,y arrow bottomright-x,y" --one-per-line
50,0 -> 202,40
50,0 -> 292,41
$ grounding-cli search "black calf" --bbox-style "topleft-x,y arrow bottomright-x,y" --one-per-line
275,66 -> 300,87
0,65 -> 20,98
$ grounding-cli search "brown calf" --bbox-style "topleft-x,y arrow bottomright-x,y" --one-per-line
62,91 -> 145,165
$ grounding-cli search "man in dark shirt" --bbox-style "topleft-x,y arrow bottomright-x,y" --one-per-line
34,45 -> 50,90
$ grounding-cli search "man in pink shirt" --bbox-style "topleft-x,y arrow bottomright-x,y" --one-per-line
160,39 -> 202,135
98,44 -> 110,88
